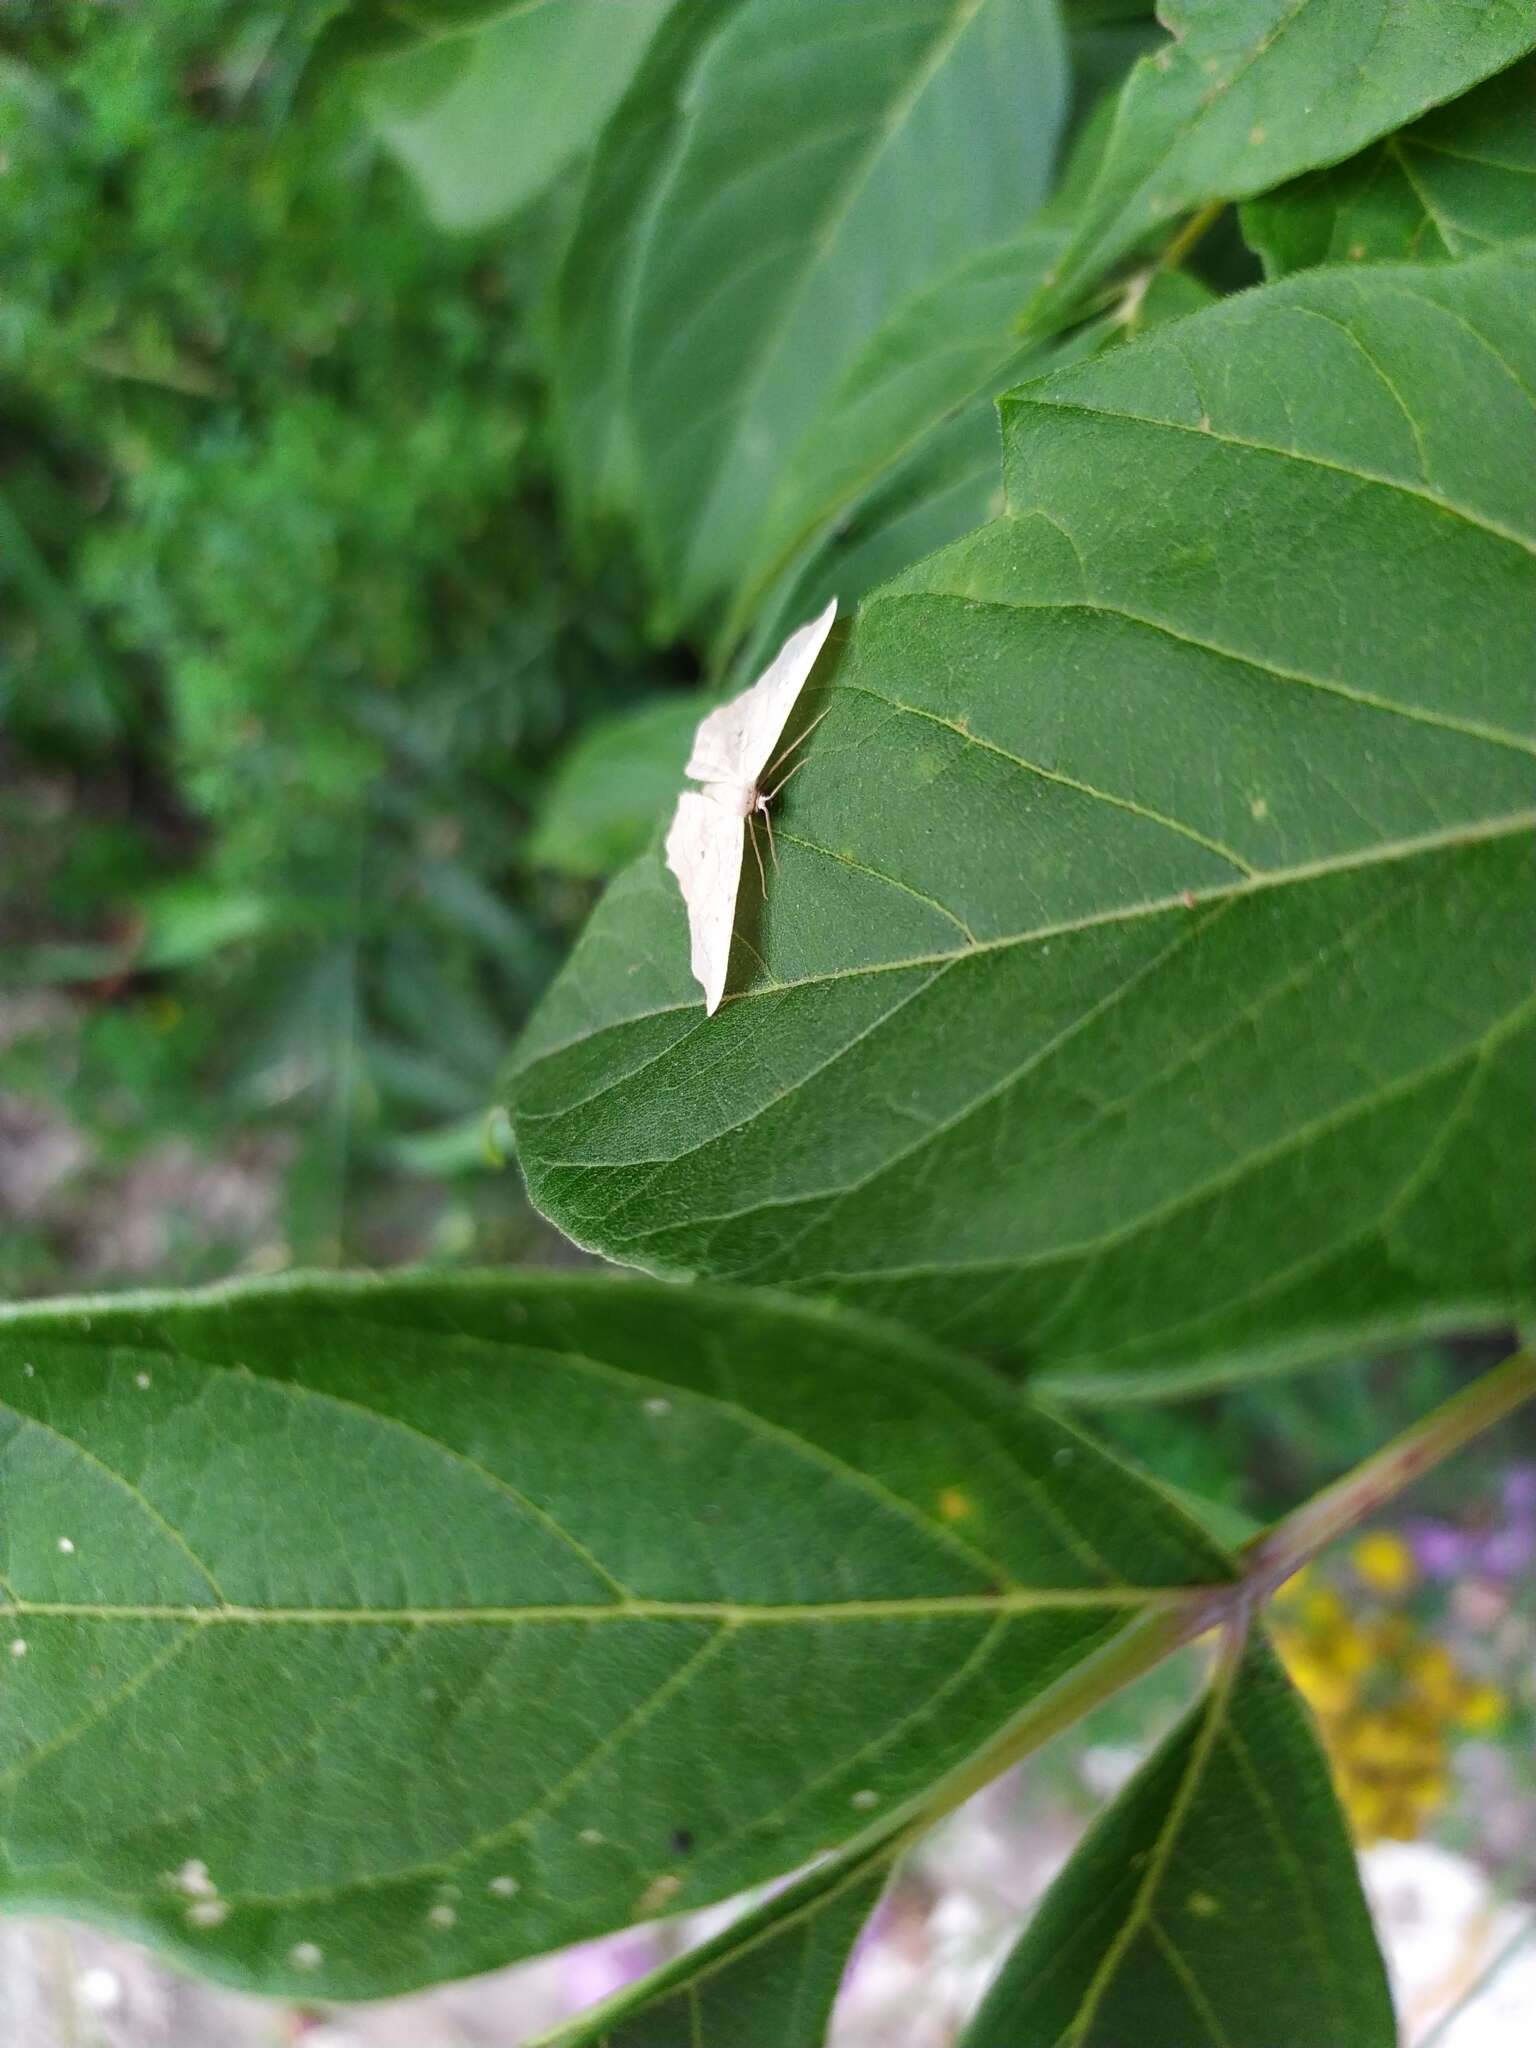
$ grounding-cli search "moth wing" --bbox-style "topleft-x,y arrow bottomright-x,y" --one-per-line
665,789 -> 745,1016
684,596 -> 837,787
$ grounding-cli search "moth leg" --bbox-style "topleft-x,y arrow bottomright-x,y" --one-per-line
758,802 -> 779,874
762,752 -> 812,805
764,704 -> 830,784
746,809 -> 768,891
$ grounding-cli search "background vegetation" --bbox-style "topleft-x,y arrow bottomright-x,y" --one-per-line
0,0 -> 680,1293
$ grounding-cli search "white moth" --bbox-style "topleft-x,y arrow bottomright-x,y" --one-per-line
665,597 -> 838,1015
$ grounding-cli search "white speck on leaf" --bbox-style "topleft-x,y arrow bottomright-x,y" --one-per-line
642,1396 -> 672,1418
427,1903 -> 457,1929
57,1536 -> 74,1554
8,1639 -> 26,1658
488,1875 -> 519,1898
851,1789 -> 880,1810
76,1967 -> 121,2014
173,1859 -> 217,1899
135,1371 -> 152,1389
579,1827 -> 606,1846
289,1941 -> 323,1971
187,1898 -> 229,1928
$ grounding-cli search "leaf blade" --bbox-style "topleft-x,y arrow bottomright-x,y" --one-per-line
0,1272 -> 1228,1998
617,0 -> 1069,629
361,0 -> 672,231
1242,55 -> 1536,274
510,246 -> 1536,1393
539,1847 -> 888,2048
961,1630 -> 1395,2048
1023,0 -> 1536,333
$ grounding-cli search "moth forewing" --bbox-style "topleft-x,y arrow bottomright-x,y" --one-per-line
666,598 -> 838,1013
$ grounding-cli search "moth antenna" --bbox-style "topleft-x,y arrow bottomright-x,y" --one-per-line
762,752 -> 812,805
764,704 -> 830,782
746,810 -> 768,892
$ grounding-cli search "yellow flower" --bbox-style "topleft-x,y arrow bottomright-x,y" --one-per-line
1277,1641 -> 1359,1717
1456,1681 -> 1506,1732
1272,1545 -> 1499,1846
1405,1643 -> 1462,1713
1351,1531 -> 1417,1598
1300,1584 -> 1350,1632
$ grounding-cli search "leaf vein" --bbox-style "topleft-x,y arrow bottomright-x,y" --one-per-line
1012,393 -> 1536,555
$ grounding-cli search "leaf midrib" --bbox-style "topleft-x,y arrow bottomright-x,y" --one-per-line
1060,1644 -> 1241,2046
5,1588 -> 1189,1626
727,991 -> 1536,1292
1013,387 -> 1536,558
517,809 -> 1535,1069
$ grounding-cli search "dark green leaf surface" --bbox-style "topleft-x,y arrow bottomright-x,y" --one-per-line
1022,0 -> 1536,333
544,1847 -> 887,2048
554,0 -> 1068,634
510,247 -> 1536,1393
1243,56 -> 1536,275
962,1631 -> 1394,2048
0,1273 -> 1227,1998
362,0 -> 670,230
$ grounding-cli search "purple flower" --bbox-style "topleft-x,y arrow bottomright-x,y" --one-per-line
1480,1524 -> 1536,1578
1409,1520 -> 1471,1579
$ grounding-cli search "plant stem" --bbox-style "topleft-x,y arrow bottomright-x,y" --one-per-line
1242,1345 -> 1536,1601
896,1345 -> 1536,1846
1159,200 -> 1224,274
585,1343 -> 1536,2010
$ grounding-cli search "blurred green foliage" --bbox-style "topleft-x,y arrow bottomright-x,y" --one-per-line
0,0 -> 676,1288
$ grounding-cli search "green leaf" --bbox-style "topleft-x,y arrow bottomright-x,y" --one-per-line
730,398 -> 1009,691
509,245 -> 1536,1395
713,15 -> 1182,649
961,1630 -> 1394,2048
734,261 -> 1216,680
135,883 -> 273,970
1242,54 -> 1536,275
531,697 -> 704,881
722,223 -> 1069,640
541,1845 -> 887,2048
549,0 -> 743,544
317,0 -> 553,68
555,0 -> 1068,635
0,1272 -> 1227,1998
1021,0 -> 1536,334
360,0 -> 671,231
